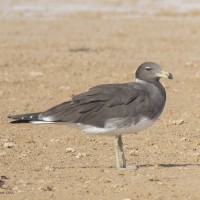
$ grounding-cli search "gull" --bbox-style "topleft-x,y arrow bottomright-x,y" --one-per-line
8,62 -> 173,169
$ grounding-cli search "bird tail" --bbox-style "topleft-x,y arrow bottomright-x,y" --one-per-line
8,112 -> 42,123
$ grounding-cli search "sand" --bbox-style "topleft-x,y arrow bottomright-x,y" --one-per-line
1,1 -> 200,199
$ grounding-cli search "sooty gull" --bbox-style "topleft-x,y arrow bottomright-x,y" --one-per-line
8,62 -> 173,169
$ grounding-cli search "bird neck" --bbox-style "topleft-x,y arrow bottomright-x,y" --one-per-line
136,78 -> 166,99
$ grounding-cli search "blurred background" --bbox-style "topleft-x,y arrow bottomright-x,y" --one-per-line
1,0 -> 200,19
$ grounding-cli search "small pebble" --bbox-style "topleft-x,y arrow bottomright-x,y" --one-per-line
65,148 -> 75,153
75,153 -> 87,159
3,142 -> 16,148
180,138 -> 187,141
149,178 -> 160,182
0,152 -> 6,156
38,186 -> 53,191
170,119 -> 185,125
50,139 -> 60,143
44,166 -> 54,171
129,150 -> 138,156
0,176 -> 8,181
185,61 -> 194,68
19,153 -> 27,157
112,184 -> 119,188
29,71 -> 43,77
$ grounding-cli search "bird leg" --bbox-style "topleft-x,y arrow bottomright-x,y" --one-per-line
114,135 -> 126,168
114,135 -> 138,170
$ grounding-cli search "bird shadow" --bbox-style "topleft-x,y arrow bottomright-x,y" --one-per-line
138,163 -> 200,168
58,163 -> 200,169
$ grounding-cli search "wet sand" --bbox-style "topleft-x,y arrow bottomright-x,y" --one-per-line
1,1 -> 200,199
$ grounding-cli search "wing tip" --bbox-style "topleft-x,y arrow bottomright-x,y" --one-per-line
10,120 -> 30,124
7,115 -> 29,123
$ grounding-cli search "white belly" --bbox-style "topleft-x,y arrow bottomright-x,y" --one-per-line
79,117 -> 157,136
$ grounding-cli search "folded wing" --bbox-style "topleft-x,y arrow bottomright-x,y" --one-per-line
39,83 -> 146,127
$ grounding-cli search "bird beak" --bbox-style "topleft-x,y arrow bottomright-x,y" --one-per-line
156,71 -> 173,79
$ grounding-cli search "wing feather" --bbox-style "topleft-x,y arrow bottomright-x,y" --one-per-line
40,83 -> 146,126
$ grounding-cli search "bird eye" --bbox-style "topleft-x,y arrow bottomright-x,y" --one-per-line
145,66 -> 151,71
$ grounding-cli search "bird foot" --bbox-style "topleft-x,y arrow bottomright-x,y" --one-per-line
118,165 -> 138,170
126,165 -> 138,170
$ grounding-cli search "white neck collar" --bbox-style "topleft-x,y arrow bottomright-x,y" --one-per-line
136,78 -> 148,85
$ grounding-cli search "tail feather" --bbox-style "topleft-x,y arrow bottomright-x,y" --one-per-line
8,112 -> 41,123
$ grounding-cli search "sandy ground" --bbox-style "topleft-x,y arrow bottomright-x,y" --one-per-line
1,2 -> 200,200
